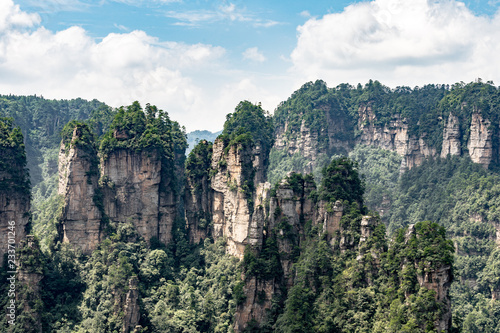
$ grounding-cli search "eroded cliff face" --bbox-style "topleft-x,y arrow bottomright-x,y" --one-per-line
268,175 -> 315,285
233,277 -> 278,332
417,265 -> 453,332
59,128 -> 180,251
467,112 -> 493,168
102,149 -> 175,245
357,105 -> 437,170
0,153 -> 30,265
273,101 -> 498,175
58,128 -> 102,254
406,224 -> 453,332
210,139 -> 269,258
121,276 -> 141,333
441,113 -> 461,158
274,112 -> 353,173
185,171 -> 212,244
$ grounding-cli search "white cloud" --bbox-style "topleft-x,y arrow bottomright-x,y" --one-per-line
0,0 -> 40,31
243,47 -> 266,62
299,10 -> 311,18
164,3 -> 280,28
290,0 -> 500,87
0,0 -> 293,132
19,0 -> 89,13
0,1 -> 239,131
113,23 -> 129,31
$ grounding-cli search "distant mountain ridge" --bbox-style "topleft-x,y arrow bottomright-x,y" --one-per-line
186,129 -> 222,154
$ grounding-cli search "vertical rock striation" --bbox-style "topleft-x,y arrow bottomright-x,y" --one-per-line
58,127 -> 102,254
441,113 -> 461,158
405,224 -> 453,332
185,140 -> 213,244
122,276 -> 141,333
102,149 -> 166,244
59,120 -> 182,252
467,112 -> 493,168
357,105 -> 437,171
210,139 -> 266,258
0,119 -> 30,265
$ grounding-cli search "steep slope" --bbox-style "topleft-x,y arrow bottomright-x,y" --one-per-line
0,118 -> 31,264
269,80 -> 500,184
185,101 -> 274,258
58,122 -> 102,254
58,102 -> 187,252
183,100 -> 455,332
3,81 -> 500,332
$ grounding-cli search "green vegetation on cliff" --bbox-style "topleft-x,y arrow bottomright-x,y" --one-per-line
185,139 -> 213,189
219,100 -> 273,153
273,80 -> 354,147
100,101 -> 187,159
3,80 -> 500,333
244,158 -> 454,333
0,95 -> 110,186
350,148 -> 500,332
0,117 -> 30,195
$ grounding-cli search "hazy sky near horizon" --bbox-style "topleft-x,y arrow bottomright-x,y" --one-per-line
1,0 -> 500,131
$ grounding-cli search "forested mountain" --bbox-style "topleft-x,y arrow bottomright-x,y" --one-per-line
186,130 -> 222,155
1,80 -> 500,332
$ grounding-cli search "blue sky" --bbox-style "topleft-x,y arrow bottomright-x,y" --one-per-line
1,0 -> 500,131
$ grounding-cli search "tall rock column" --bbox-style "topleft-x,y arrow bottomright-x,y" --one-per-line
269,173 -> 316,283
467,112 -> 493,168
102,148 -> 164,243
405,224 -> 453,332
17,235 -> 44,333
185,140 -> 213,244
210,139 -> 264,258
58,126 -> 102,254
122,276 -> 141,333
0,119 -> 30,265
441,113 -> 461,158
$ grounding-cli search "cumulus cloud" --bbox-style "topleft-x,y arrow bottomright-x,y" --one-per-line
0,0 -> 40,31
243,47 -> 266,62
290,0 -> 500,87
0,0 -> 235,130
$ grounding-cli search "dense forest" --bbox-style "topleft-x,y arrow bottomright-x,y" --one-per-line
1,80 -> 500,332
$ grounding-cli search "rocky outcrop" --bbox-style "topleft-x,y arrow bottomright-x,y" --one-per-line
0,153 -> 30,266
185,173 -> 212,244
274,120 -> 321,173
317,200 -> 344,245
122,276 -> 141,333
405,224 -> 453,332
357,105 -> 437,171
273,98 -> 499,177
58,128 -> 102,254
441,113 -> 461,158
359,215 -> 377,243
467,112 -> 493,168
102,149 -> 175,245
268,175 -> 316,283
234,277 -> 278,332
185,140 -> 213,244
210,139 -> 268,258
273,106 -> 353,173
416,265 -> 453,332
59,126 -> 180,251
17,235 -> 44,333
